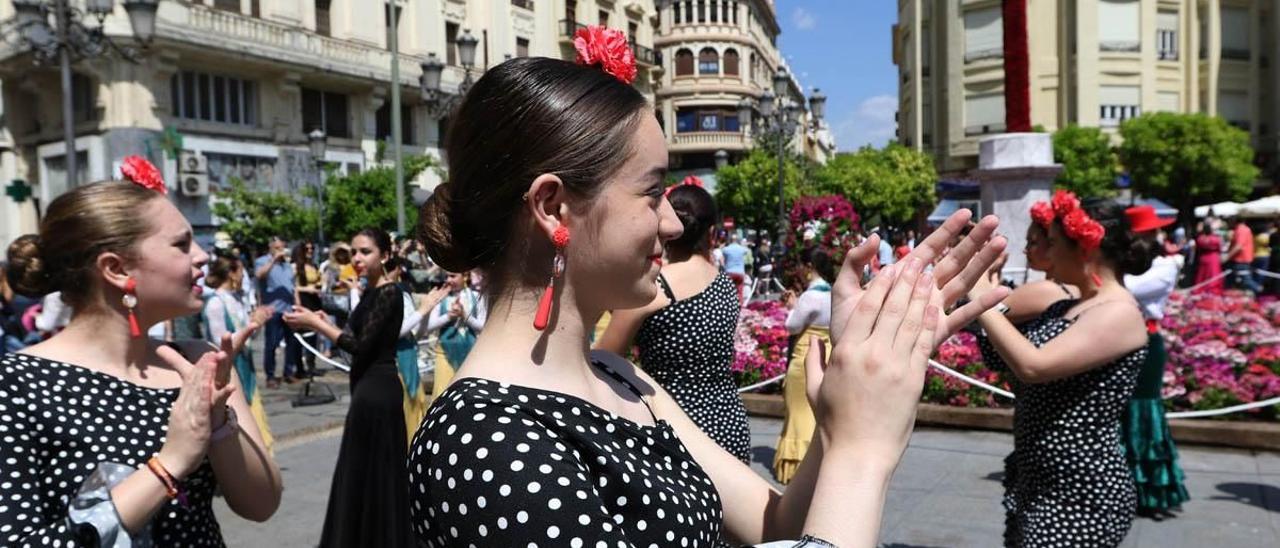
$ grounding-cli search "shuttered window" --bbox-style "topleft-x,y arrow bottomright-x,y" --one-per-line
964,93 -> 1005,135
964,7 -> 1002,62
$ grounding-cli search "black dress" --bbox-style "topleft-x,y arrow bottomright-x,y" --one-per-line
408,359 -> 725,547
635,272 -> 751,463
978,300 -> 1144,548
319,282 -> 414,548
0,353 -> 224,546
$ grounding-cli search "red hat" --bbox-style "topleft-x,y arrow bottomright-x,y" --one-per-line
1125,205 -> 1175,233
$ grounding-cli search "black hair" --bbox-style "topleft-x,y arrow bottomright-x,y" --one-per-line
1074,199 -> 1155,277
355,228 -> 393,258
801,247 -> 836,283
417,56 -> 649,298
665,185 -> 719,257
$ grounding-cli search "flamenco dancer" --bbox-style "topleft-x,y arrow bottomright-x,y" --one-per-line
1121,205 -> 1191,518
970,191 -> 1153,547
407,26 -> 1009,547
0,157 -> 281,545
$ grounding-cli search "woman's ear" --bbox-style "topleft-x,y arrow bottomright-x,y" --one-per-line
96,252 -> 130,293
524,174 -> 570,242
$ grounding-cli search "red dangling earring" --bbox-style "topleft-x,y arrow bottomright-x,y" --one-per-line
123,278 -> 142,338
534,226 -> 571,331
1084,252 -> 1103,287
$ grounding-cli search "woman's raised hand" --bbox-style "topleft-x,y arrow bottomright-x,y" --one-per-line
807,257 -> 942,463
155,345 -> 237,478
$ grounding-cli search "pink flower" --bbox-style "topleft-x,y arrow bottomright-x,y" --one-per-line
573,26 -> 637,84
120,155 -> 167,194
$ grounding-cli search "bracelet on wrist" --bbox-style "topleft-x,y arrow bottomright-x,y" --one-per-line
145,456 -> 190,508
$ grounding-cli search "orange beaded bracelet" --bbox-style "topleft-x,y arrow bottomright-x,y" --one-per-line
146,456 -> 189,508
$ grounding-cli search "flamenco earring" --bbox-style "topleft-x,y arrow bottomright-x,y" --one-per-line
123,278 -> 142,338
1084,253 -> 1103,287
534,226 -> 570,331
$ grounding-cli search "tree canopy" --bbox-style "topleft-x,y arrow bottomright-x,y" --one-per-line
713,149 -> 807,231
1052,125 -> 1117,198
1117,113 -> 1258,215
814,143 -> 936,227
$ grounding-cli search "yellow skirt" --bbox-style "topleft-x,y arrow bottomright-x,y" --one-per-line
430,344 -> 457,400
402,375 -> 430,446
247,390 -> 274,456
773,326 -> 829,485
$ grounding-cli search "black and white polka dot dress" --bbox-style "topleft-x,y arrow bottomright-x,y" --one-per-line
0,353 -> 224,546
634,273 -> 750,463
977,299 -> 1144,547
407,360 -> 724,547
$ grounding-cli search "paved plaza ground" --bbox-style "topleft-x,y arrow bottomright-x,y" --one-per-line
216,376 -> 1279,547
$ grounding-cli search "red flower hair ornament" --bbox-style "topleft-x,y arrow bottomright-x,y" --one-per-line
664,175 -> 704,197
1029,202 -> 1055,228
573,26 -> 637,84
120,155 -> 167,195
1050,189 -> 1080,218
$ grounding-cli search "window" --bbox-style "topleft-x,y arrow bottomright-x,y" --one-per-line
1157,91 -> 1180,112
1218,91 -> 1249,129
511,0 -> 534,9
675,107 -> 739,133
170,70 -> 257,126
675,49 -> 694,76
963,7 -> 1002,62
565,0 -> 576,24
445,22 -> 459,65
516,37 -> 529,57
964,93 -> 1005,135
315,0 -> 331,36
731,1 -> 738,24
1222,8 -> 1250,60
599,10 -> 609,27
709,0 -> 718,23
1098,0 -> 1140,52
723,49 -> 739,76
1098,85 -> 1140,126
1157,11 -> 1178,60
628,21 -> 638,43
69,73 -> 96,123
301,88 -> 350,138
437,116 -> 450,145
697,0 -> 706,23
385,3 -> 403,51
698,48 -> 719,75
375,103 -> 415,145
673,2 -> 682,24
214,0 -> 240,12
251,0 -> 260,17
206,152 -> 276,189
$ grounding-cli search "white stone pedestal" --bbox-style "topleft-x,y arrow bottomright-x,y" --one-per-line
972,133 -> 1062,283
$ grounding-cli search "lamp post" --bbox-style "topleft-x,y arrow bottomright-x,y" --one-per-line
308,128 -> 327,247
419,28 -> 479,119
3,0 -> 159,188
714,149 -> 729,170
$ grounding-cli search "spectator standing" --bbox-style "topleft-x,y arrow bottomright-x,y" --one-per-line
255,236 -> 302,387
1226,217 -> 1261,293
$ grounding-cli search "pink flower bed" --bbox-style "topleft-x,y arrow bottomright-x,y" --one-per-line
733,300 -> 790,393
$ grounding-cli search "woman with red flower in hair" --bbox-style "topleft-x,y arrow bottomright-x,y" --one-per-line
968,194 -> 1156,547
406,25 -> 1010,548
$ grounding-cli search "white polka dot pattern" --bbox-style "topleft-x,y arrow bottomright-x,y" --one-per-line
408,371 -> 724,547
977,299 -> 1144,547
635,273 -> 751,464
0,353 -> 223,546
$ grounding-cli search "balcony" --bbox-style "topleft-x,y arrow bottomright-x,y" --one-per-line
560,19 -> 587,41
670,131 -> 748,152
164,4 -> 426,85
632,42 -> 660,66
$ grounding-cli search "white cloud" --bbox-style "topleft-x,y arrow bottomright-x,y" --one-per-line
791,7 -> 817,30
834,94 -> 898,151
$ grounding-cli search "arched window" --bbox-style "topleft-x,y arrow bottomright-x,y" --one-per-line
675,49 -> 694,76
723,48 -> 740,76
698,48 -> 719,75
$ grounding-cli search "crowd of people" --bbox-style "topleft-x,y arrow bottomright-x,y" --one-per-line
0,25 -> 1225,548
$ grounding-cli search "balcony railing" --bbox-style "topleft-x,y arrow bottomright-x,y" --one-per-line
632,41 -> 658,66
671,132 -> 747,149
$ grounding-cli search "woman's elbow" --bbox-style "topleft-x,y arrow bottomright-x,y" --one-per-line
230,486 -> 283,522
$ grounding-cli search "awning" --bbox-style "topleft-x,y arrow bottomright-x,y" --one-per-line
927,199 -> 961,226
1238,195 -> 1280,218
1194,201 -> 1242,218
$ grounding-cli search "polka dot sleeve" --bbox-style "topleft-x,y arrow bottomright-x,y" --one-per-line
410,402 -> 635,547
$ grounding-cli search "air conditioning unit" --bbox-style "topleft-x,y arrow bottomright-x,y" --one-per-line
179,150 -> 207,174
180,173 -> 209,197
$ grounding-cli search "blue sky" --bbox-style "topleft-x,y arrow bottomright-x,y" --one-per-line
777,1 -> 898,152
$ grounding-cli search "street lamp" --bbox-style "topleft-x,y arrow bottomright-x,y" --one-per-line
308,128 -> 328,247
739,68 -> 804,261
808,88 -> 827,128
714,150 -> 729,170
1,0 -> 160,189
420,28 -> 480,119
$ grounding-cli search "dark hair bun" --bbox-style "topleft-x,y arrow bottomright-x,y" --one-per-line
666,185 -> 719,256
418,182 -> 477,272
1082,199 -> 1155,277
6,234 -> 51,297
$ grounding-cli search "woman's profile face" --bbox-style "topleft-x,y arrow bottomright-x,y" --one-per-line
1045,222 -> 1086,285
568,114 -> 683,311
129,199 -> 211,323
1024,224 -> 1052,272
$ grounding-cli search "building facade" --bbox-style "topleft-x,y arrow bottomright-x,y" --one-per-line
653,0 -> 834,183
0,0 -> 661,247
895,0 -> 1278,180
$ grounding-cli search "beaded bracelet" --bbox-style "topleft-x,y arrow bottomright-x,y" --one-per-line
145,456 -> 190,508
793,535 -> 839,548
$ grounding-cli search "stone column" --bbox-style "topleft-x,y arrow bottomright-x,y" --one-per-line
971,133 -> 1062,282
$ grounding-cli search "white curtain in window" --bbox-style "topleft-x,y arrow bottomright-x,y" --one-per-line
1218,91 -> 1249,122
1221,8 -> 1250,52
1157,91 -> 1180,112
965,93 -> 1004,129
1098,0 -> 1140,50
1099,86 -> 1140,106
964,7 -> 1002,60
